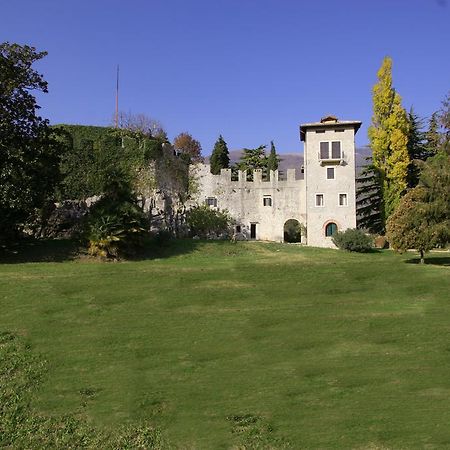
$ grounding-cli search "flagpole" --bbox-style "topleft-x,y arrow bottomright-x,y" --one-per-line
115,65 -> 119,128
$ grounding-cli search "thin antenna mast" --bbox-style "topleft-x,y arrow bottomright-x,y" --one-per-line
115,65 -> 119,128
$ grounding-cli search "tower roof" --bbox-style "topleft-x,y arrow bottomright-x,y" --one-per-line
299,118 -> 362,141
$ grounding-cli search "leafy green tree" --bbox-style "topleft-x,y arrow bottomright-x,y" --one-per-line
237,145 -> 268,171
368,57 -> 410,230
267,141 -> 280,171
0,42 -> 62,238
386,152 -> 450,263
210,135 -> 230,174
187,205 -> 231,238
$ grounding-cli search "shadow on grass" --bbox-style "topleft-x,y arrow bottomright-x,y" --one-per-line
0,239 -> 81,264
0,238 -> 225,264
405,255 -> 450,266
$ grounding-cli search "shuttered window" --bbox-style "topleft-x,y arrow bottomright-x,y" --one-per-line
331,141 -> 341,159
320,142 -> 329,159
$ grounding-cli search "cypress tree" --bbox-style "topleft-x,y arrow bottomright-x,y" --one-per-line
267,141 -> 280,171
368,57 -> 410,230
210,135 -> 230,175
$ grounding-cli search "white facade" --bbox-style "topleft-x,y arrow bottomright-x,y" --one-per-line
192,117 -> 361,248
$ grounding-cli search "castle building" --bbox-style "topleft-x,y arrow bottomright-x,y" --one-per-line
193,116 -> 361,248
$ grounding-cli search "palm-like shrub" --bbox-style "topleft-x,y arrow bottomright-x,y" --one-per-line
86,170 -> 148,259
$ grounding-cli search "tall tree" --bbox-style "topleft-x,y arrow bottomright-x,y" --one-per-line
368,57 -> 410,230
438,91 -> 450,154
210,135 -> 230,175
387,152 -> 450,263
406,107 -> 427,188
267,141 -> 280,171
0,42 -> 61,239
356,156 -> 383,234
173,132 -> 202,163
424,112 -> 441,157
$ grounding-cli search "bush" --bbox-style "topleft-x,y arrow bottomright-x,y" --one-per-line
187,205 -> 231,239
332,228 -> 373,252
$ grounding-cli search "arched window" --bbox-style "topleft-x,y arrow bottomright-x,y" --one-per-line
325,222 -> 337,237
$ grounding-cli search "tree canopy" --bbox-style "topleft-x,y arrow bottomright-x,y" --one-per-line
0,42 -> 62,238
386,152 -> 450,263
173,132 -> 202,163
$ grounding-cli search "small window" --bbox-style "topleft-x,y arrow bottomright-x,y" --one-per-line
263,196 -> 272,207
235,225 -> 241,233
316,130 -> 325,134
316,194 -> 324,207
206,197 -> 217,207
334,129 -> 345,133
320,142 -> 329,159
325,222 -> 337,237
327,167 -> 335,179
300,165 -> 304,174
339,193 -> 348,206
331,141 -> 341,159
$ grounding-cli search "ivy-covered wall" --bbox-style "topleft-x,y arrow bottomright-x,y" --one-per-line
51,125 -> 191,235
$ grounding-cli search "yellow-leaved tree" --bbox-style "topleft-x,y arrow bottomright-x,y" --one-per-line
368,57 -> 410,230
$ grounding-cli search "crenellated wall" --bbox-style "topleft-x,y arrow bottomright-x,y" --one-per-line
190,164 -> 307,242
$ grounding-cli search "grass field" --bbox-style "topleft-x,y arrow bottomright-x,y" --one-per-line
1,240 -> 450,448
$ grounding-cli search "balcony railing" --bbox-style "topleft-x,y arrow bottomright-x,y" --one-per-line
318,151 -> 345,165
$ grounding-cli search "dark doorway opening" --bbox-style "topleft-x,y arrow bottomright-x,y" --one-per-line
250,223 -> 256,239
284,219 -> 302,243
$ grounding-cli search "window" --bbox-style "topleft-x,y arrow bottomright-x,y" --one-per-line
331,141 -> 341,159
325,222 -> 338,237
339,193 -> 348,206
300,165 -> 305,174
320,142 -> 329,159
316,130 -> 325,134
319,141 -> 342,161
316,194 -> 324,207
206,197 -> 217,207
334,129 -> 345,133
327,167 -> 335,179
263,196 -> 272,206
235,225 -> 241,233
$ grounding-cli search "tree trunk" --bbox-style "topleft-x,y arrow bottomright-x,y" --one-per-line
420,249 -> 425,264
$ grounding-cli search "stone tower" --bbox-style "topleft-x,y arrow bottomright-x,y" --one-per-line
300,116 -> 362,247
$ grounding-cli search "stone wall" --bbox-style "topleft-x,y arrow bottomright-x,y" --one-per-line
189,164 -> 306,243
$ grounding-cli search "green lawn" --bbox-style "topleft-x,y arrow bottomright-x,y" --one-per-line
1,240 -> 450,448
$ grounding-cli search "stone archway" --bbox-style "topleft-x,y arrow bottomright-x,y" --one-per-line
283,219 -> 302,243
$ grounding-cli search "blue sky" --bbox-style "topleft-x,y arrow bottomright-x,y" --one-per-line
2,0 -> 449,154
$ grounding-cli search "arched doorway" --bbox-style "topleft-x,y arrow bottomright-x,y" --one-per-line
325,222 -> 338,237
284,219 -> 302,243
